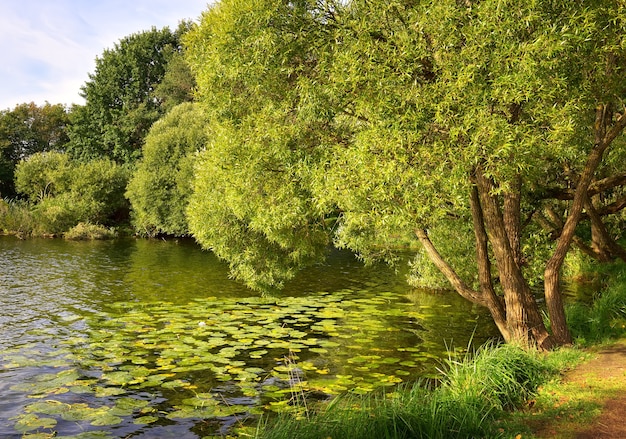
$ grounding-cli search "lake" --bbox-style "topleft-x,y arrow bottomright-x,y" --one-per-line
0,236 -> 499,438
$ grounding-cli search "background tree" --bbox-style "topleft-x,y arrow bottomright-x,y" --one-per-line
0,102 -> 69,197
126,102 -> 207,236
153,51 -> 196,113
66,24 -> 191,164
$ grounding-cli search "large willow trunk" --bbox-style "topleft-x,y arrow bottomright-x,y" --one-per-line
416,172 -> 554,350
474,170 -> 554,350
417,107 -> 626,350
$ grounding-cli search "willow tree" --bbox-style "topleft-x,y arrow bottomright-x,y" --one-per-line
184,0 -> 335,290
186,0 -> 626,348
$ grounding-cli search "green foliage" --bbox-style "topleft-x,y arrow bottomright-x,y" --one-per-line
14,151 -> 72,200
443,343 -> 550,411
64,222 -> 118,241
184,0 -> 335,289
0,102 -> 69,197
126,102 -> 207,236
0,198 -> 37,235
152,52 -> 196,112
566,262 -> 626,344
66,26 -> 187,164
184,0 -> 626,350
14,152 -> 129,234
408,219 -> 478,290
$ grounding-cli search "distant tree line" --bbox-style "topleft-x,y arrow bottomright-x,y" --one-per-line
0,23 -> 195,232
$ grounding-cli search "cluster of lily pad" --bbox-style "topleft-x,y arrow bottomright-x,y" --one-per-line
2,289 -> 462,438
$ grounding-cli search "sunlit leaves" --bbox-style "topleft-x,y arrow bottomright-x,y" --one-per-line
126,102 -> 209,236
184,0 -> 336,289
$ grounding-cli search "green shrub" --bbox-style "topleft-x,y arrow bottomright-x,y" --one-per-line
64,222 -> 117,240
126,102 -> 208,236
14,152 -> 129,235
566,266 -> 626,344
31,194 -> 84,235
14,151 -> 72,200
0,198 -> 36,235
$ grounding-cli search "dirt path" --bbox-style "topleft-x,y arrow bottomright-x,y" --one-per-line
568,342 -> 626,439
533,340 -> 626,438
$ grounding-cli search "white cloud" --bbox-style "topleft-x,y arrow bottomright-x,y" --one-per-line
0,0 -> 208,110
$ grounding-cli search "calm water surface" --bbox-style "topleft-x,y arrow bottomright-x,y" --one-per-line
0,236 -> 498,438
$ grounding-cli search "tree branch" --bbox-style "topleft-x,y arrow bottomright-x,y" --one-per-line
414,228 -> 485,305
539,173 -> 626,201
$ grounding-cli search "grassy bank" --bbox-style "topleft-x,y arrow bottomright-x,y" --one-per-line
254,344 -> 578,439
254,262 -> 626,439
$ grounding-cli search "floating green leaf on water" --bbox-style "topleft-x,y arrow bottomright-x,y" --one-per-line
25,400 -> 68,416
308,347 -> 328,354
94,387 -> 126,397
161,379 -> 191,389
114,397 -> 150,411
21,433 -> 56,439
133,415 -> 158,425
13,413 -> 57,432
90,413 -> 123,426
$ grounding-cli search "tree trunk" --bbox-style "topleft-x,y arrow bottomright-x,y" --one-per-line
504,176 -> 523,267
414,229 -> 483,304
415,226 -> 512,343
469,185 -> 510,341
588,196 -> 616,262
475,169 -> 554,350
544,105 -> 626,345
585,195 -> 626,262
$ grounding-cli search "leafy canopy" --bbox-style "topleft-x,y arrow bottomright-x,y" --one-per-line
184,0 -> 626,348
0,102 -> 69,197
66,25 -> 191,164
184,0 -> 336,290
126,102 -> 208,236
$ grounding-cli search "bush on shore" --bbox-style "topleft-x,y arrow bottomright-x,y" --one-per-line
64,222 -> 117,240
0,198 -> 37,236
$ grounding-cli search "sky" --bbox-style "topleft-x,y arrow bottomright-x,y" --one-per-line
0,0 -> 210,111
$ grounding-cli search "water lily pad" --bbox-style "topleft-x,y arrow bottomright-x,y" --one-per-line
161,379 -> 190,389
114,397 -> 150,411
13,413 -> 57,432
134,415 -> 159,424
90,413 -> 123,426
94,387 -> 126,397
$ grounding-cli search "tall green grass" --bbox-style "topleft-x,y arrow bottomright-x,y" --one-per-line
257,344 -> 553,439
0,198 -> 36,235
566,261 -> 626,344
